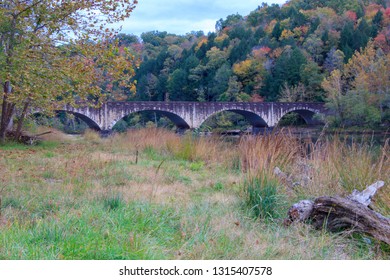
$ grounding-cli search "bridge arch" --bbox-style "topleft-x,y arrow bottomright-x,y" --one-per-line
111,109 -> 191,130
197,109 -> 268,129
276,108 -> 322,127
59,110 -> 102,131
32,110 -> 102,131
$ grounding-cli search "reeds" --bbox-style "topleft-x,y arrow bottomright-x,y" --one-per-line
238,131 -> 301,177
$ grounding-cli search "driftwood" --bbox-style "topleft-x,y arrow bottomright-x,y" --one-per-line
285,181 -> 390,245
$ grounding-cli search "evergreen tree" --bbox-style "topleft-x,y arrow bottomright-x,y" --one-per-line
264,47 -> 307,100
340,21 -> 355,61
272,21 -> 282,40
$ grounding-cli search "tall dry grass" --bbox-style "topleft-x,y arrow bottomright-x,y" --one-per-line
82,128 -> 389,214
171,134 -> 237,166
238,131 -> 301,176
99,128 -> 180,153
99,128 -> 238,167
302,137 -> 390,214
237,130 -> 389,216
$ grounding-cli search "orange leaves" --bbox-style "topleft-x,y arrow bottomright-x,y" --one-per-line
374,32 -> 390,53
345,10 -> 357,22
195,37 -> 208,52
365,4 -> 383,20
251,47 -> 271,59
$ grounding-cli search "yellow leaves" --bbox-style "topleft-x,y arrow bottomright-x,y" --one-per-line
344,42 -> 390,95
323,41 -> 390,102
195,37 -> 208,52
206,47 -> 227,69
322,69 -> 343,100
215,34 -> 229,44
265,19 -> 277,34
233,58 -> 265,88
233,60 -> 253,78
270,48 -> 283,59
280,29 -> 294,40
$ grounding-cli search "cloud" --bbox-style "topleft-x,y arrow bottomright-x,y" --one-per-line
117,0 -> 287,36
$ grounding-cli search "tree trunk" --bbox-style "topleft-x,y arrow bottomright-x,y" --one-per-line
310,196 -> 390,244
14,100 -> 31,141
0,83 -> 15,144
285,181 -> 390,245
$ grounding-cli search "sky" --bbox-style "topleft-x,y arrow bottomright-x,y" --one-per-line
115,0 -> 287,37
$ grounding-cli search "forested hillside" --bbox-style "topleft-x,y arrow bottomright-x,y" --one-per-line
113,0 -> 389,127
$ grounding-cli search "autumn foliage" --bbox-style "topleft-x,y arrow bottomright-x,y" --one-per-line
0,0 -> 138,142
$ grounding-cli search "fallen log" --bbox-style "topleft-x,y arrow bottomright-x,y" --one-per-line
33,131 -> 52,138
285,181 -> 390,245
5,130 -> 52,145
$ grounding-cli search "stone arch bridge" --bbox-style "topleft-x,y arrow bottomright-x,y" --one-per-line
61,101 -> 327,132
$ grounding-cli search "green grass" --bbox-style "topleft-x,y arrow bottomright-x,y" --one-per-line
0,129 -> 388,260
244,173 -> 283,220
0,202 -> 182,259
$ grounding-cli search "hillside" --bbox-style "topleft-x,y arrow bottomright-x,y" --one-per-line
114,1 -> 385,100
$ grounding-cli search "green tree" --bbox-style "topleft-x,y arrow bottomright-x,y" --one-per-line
265,47 -> 307,100
271,21 -> 282,40
215,13 -> 243,32
219,76 -> 250,102
211,63 -> 232,100
0,0 -> 138,143
340,21 -> 355,61
300,60 -> 325,101
167,69 -> 187,101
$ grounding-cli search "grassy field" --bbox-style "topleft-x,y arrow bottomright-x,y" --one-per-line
0,128 -> 389,259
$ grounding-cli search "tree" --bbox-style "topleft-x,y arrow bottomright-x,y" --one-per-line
167,69 -> 187,101
344,42 -> 390,124
215,13 -> 243,33
279,82 -> 307,102
265,47 -> 307,100
303,34 -> 324,63
340,20 -> 355,61
323,42 -> 390,127
271,21 -> 282,40
232,58 -> 265,96
211,63 -> 232,101
324,47 -> 345,73
300,60 -> 325,101
0,0 -> 138,143
322,69 -> 345,126
219,76 -> 248,102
